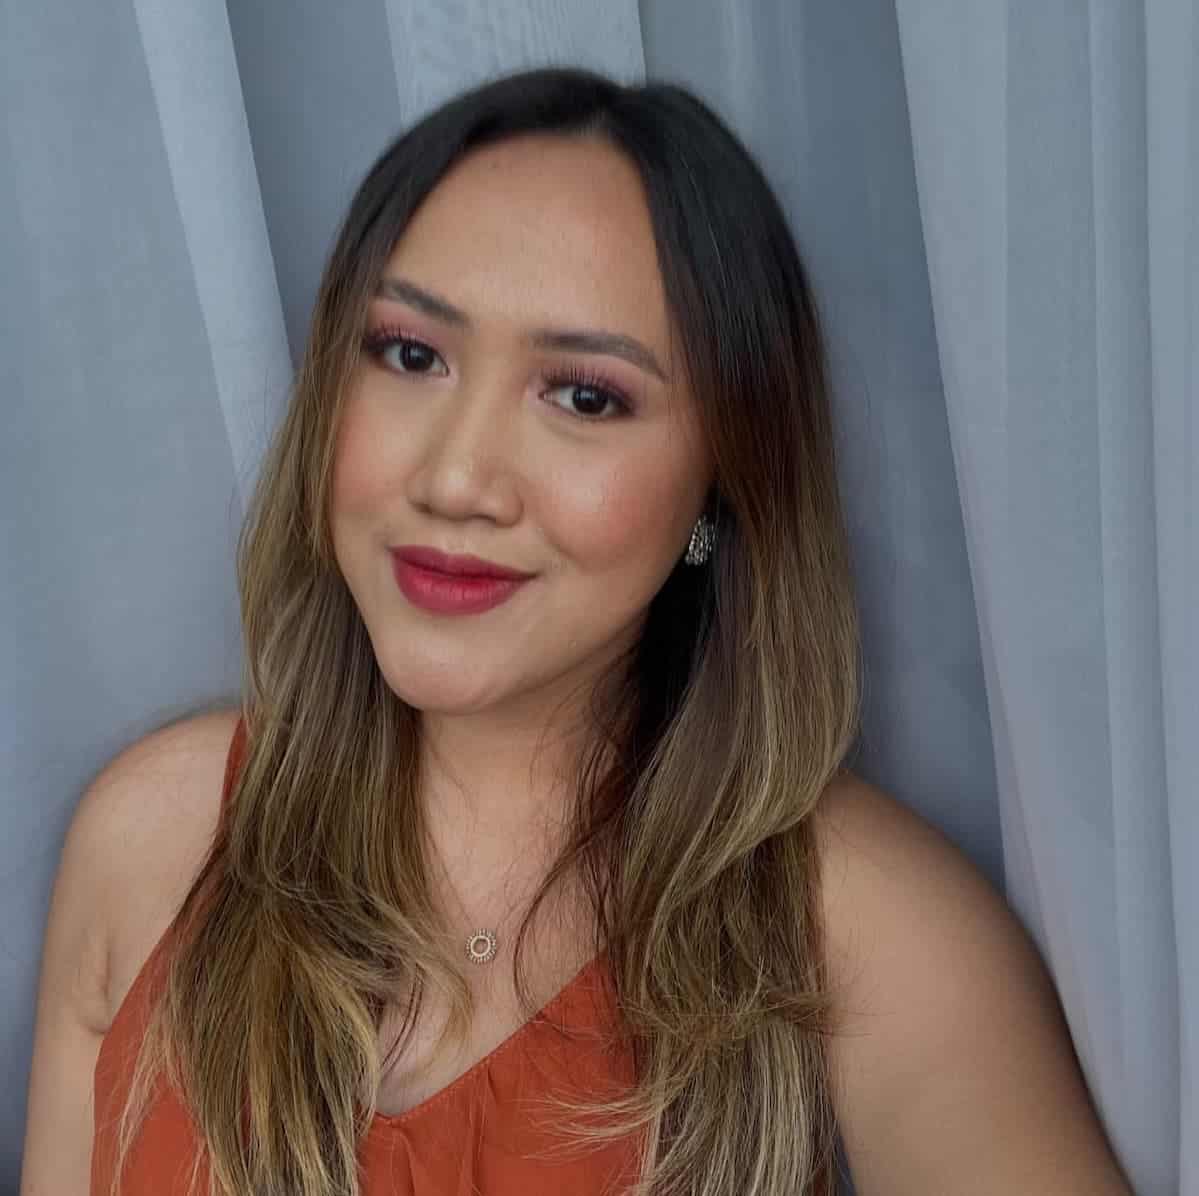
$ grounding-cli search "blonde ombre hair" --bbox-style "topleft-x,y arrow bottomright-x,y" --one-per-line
111,66 -> 861,1196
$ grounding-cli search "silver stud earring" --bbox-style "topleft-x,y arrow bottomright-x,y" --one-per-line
684,514 -> 715,565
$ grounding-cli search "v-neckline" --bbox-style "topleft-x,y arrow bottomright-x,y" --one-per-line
366,946 -> 607,1130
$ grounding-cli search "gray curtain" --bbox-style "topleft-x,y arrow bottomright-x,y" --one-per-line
4,2 -> 1193,1193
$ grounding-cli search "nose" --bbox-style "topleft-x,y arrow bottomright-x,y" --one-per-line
403,368 -> 523,525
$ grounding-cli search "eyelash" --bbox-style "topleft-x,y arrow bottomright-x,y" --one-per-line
360,324 -> 634,421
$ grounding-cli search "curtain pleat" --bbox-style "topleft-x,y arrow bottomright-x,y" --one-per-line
894,3 -> 1196,1191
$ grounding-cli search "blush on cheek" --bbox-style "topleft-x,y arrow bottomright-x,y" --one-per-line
577,470 -> 687,568
330,396 -> 394,518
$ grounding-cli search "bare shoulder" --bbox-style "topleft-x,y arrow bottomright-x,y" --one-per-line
810,770 -> 1133,1195
75,705 -> 242,1027
810,769 -> 995,1002
19,706 -> 241,1196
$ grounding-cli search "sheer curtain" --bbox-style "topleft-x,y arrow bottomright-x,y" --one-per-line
4,2 -> 1191,1192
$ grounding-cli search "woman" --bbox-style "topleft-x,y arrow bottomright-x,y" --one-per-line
22,67 -> 1132,1196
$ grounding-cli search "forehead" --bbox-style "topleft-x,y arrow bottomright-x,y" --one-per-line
382,134 -> 672,355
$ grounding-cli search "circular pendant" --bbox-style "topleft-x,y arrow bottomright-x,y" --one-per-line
465,929 -> 498,964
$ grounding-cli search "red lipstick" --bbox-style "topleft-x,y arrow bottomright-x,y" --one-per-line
390,546 -> 533,615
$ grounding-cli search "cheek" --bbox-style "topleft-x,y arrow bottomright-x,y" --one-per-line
328,395 -> 409,590
330,396 -> 394,522
553,456 -> 689,572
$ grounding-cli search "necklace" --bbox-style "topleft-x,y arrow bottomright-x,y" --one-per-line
465,928 -> 499,964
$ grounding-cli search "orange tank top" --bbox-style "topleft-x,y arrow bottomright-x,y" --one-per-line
91,717 -> 644,1194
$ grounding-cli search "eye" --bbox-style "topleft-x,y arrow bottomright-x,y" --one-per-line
542,367 -> 633,422
361,326 -> 448,376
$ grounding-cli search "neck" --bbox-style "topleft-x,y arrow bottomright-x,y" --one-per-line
419,723 -> 579,855
413,656 -> 630,957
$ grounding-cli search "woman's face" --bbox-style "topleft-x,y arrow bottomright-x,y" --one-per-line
331,133 -> 713,721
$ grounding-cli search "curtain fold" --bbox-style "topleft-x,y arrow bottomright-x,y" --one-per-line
1146,8 -> 1199,1186
894,5 -> 1196,1191
4,2 -> 1190,1193
1,0 -> 285,1180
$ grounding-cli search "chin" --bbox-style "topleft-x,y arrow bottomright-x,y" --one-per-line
375,654 -> 512,715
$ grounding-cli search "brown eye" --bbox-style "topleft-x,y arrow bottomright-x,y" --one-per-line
361,329 -> 449,377
542,368 -> 633,421
393,341 -> 440,373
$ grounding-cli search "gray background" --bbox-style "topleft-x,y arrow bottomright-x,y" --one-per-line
4,1 -> 1195,1192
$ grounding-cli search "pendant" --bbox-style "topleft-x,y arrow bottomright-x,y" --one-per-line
466,928 -> 498,964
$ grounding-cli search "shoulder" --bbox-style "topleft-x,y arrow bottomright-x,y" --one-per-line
809,771 -> 1132,1193
71,705 -> 242,1028
20,707 -> 242,1194
811,769 -> 996,989
810,769 -> 1013,1050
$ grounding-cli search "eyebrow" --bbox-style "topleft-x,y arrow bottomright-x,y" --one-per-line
375,274 -> 669,382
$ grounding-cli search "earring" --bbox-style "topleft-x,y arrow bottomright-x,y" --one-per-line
684,514 -> 715,565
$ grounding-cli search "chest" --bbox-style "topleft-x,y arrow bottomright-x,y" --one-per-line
373,943 -> 593,1119
373,981 -> 509,1117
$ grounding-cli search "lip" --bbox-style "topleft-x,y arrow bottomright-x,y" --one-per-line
392,545 -> 534,580
390,550 -> 532,615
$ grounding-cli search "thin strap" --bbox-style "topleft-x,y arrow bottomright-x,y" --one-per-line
220,713 -> 248,819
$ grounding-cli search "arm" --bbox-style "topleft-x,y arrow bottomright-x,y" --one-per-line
20,768 -> 122,1195
20,709 -> 238,1196
814,774 -> 1135,1195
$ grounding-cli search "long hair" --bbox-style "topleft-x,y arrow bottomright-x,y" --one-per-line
111,66 -> 861,1196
